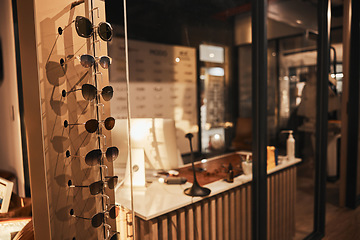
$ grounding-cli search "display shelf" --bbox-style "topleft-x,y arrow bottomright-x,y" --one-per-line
116,153 -> 301,220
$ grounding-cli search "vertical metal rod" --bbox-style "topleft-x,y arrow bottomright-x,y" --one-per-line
346,0 -> 360,208
123,0 -> 136,239
314,0 -> 330,235
251,0 -> 267,239
89,1 -> 107,239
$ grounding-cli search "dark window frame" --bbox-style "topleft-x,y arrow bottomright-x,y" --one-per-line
251,1 -> 329,239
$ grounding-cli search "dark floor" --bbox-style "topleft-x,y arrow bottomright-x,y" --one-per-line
295,170 -> 360,240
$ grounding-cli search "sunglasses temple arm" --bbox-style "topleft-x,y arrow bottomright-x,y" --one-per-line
100,165 -> 108,176
61,19 -> 76,32
72,214 -> 91,220
67,122 -> 85,126
70,184 -> 89,188
91,7 -> 99,18
94,71 -> 103,81
64,88 -> 81,95
99,194 -> 110,207
94,39 -> 101,51
70,0 -> 85,9
97,133 -> 106,146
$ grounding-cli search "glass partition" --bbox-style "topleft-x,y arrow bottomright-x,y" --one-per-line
104,0 -> 329,239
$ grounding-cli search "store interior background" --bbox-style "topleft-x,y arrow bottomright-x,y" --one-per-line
103,0 -> 343,237
1,0 -> 358,239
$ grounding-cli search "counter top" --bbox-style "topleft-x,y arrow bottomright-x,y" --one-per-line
115,153 -> 301,220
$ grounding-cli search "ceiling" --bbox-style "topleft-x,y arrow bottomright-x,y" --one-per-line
105,0 -> 344,44
106,0 -> 343,24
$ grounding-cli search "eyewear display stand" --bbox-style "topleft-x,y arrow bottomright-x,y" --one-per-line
16,0 -> 118,239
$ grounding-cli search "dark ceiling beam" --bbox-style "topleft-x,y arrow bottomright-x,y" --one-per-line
212,3 -> 251,21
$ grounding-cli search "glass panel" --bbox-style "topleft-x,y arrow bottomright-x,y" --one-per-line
106,2 -> 237,238
278,35 -> 317,238
267,0 -> 321,238
199,44 -> 227,154
105,1 -> 325,239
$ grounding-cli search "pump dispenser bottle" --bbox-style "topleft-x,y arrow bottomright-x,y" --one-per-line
282,130 -> 295,161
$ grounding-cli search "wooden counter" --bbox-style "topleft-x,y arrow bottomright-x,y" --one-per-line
115,152 -> 300,240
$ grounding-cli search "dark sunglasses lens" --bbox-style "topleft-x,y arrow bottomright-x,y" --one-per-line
105,147 -> 119,162
104,117 -> 115,130
101,86 -> 113,101
109,205 -> 119,219
80,54 -> 95,68
91,212 -> 104,228
110,233 -> 120,240
85,119 -> 99,133
82,84 -> 97,101
98,22 -> 113,41
89,181 -> 104,195
106,176 -> 118,189
85,149 -> 102,166
99,56 -> 111,69
75,16 -> 93,38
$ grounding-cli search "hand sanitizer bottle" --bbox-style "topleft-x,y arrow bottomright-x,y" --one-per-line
286,131 -> 295,161
281,130 -> 295,161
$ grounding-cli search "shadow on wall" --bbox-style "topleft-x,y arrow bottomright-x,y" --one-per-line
0,38 -> 3,86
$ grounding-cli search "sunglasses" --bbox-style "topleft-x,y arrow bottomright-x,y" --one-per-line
69,206 -> 119,228
107,204 -> 120,219
108,232 -> 120,240
78,54 -> 112,69
68,176 -> 118,195
59,16 -> 113,41
99,195 -> 120,220
62,84 -> 113,101
65,147 -> 119,166
64,117 -> 115,133
85,147 -> 119,166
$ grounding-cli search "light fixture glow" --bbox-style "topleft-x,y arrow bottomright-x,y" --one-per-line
208,67 -> 224,76
213,134 -> 221,140
175,57 -> 180,62
331,73 -> 343,78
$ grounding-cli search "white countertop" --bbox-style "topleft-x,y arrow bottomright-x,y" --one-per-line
115,155 -> 301,220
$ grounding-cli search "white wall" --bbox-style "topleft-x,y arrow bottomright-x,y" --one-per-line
0,0 -> 25,197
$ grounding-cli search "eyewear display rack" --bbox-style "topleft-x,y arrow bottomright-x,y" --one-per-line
16,0 -> 123,239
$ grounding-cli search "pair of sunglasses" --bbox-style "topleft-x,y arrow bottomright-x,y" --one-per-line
66,146 -> 119,166
85,147 -> 119,165
64,117 -> 115,133
68,176 -> 118,195
78,54 -> 112,69
59,16 -> 113,41
59,55 -> 111,71
70,205 -> 119,228
103,220 -> 121,240
62,84 -> 113,102
108,232 -> 120,240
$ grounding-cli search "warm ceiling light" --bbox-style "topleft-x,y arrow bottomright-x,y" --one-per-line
296,19 -> 303,24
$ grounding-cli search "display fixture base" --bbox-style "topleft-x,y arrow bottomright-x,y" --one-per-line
184,181 -> 211,197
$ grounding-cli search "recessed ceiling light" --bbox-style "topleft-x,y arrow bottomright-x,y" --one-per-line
296,19 -> 303,24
